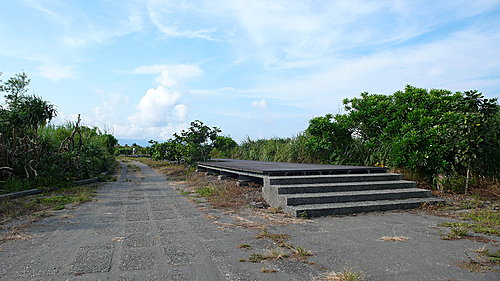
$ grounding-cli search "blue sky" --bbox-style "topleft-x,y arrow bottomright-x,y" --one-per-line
1,0 -> 499,145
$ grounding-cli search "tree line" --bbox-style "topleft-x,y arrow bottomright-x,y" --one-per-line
149,85 -> 499,192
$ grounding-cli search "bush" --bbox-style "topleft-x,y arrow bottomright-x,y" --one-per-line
0,72 -> 117,193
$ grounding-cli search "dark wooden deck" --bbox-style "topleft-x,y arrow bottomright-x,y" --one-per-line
198,159 -> 387,176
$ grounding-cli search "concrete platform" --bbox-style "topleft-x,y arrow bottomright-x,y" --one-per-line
199,159 -> 387,176
197,159 -> 442,217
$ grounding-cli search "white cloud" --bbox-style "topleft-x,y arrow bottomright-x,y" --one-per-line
94,93 -> 129,121
130,85 -> 181,127
246,28 -> 500,112
102,64 -> 201,140
146,0 -> 219,40
251,99 -> 267,111
134,64 -> 203,82
38,65 -> 75,81
172,104 -> 187,121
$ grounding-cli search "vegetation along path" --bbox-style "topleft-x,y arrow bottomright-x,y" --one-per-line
0,160 -> 498,280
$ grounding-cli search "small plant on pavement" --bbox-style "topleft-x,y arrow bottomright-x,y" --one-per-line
316,269 -> 364,281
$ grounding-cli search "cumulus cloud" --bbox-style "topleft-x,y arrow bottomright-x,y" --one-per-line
130,85 -> 181,127
105,64 -> 201,141
172,104 -> 187,121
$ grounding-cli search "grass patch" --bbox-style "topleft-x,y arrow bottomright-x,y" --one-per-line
457,248 -> 500,272
316,269 -> 364,281
136,158 -> 264,211
293,245 -> 314,257
438,207 -> 499,236
440,227 -> 469,240
0,184 -> 98,224
126,163 -> 141,172
248,253 -> 266,263
261,267 -> 277,273
238,243 -> 252,249
256,229 -> 289,244
195,186 -> 216,197
266,247 -> 289,260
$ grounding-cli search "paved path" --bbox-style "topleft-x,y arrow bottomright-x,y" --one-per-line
0,161 -> 498,280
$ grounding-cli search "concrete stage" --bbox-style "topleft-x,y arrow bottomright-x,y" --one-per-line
198,158 -> 387,177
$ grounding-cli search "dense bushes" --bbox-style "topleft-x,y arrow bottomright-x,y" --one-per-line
0,72 -> 117,193
148,120 -> 221,165
222,85 -> 499,191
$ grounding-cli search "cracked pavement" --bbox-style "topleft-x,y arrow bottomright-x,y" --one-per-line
0,161 -> 498,280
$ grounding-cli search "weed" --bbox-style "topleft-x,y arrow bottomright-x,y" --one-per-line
457,249 -> 499,272
261,267 -> 277,273
239,244 -> 252,249
439,218 -> 499,236
0,233 -> 33,241
316,269 -> 364,281
293,245 -> 314,257
441,227 -> 469,240
266,247 -> 288,260
0,184 -> 98,223
196,186 -> 215,197
248,253 -> 265,263
267,207 -> 282,214
298,211 -> 309,219
126,164 -> 141,172
256,229 -> 289,244
238,258 -> 246,262
474,248 -> 500,263
38,195 -> 74,210
180,191 -> 192,196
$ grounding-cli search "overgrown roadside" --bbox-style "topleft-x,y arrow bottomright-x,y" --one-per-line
421,185 -> 500,272
0,164 -> 119,244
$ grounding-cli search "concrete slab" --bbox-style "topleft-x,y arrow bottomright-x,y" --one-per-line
199,158 -> 387,175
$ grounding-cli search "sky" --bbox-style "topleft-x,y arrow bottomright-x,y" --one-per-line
1,0 -> 499,146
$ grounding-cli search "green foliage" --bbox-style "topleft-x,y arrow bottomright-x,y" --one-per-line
0,72 -> 116,193
228,134 -> 316,164
148,120 -> 221,165
218,85 -> 498,192
115,143 -> 148,156
305,114 -> 353,163
303,85 -> 499,184
211,136 -> 238,158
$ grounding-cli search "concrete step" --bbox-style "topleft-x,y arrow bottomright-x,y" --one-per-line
269,173 -> 403,185
284,188 -> 431,205
275,180 -> 416,194
285,197 -> 444,217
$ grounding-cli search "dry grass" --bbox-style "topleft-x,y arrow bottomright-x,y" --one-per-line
59,213 -> 74,219
214,215 -> 267,230
0,232 -> 33,241
379,236 -> 410,242
261,267 -> 277,273
252,209 -> 309,226
111,237 -> 125,242
135,158 -> 264,211
0,184 -> 99,225
315,270 -> 364,281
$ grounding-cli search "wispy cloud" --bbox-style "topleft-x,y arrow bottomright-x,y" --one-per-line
38,65 -> 75,81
